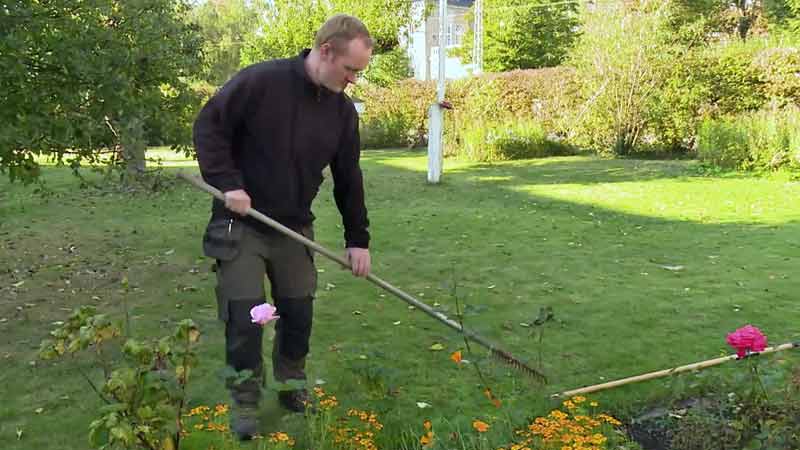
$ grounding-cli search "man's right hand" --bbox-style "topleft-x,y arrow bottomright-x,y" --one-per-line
223,189 -> 251,215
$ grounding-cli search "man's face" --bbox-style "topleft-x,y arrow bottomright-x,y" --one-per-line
318,38 -> 372,93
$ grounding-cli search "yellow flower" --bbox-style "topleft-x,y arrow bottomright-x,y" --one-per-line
473,420 -> 490,433
186,405 -> 210,416
419,431 -> 434,447
213,403 -> 228,416
589,401 -> 598,407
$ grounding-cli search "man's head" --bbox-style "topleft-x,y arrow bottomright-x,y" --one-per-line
308,15 -> 373,93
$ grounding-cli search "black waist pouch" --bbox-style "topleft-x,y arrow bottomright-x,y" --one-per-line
202,217 -> 244,261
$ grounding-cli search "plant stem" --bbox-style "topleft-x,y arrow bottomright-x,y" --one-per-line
77,364 -> 111,404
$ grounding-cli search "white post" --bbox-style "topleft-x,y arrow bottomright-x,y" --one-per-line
427,0 -> 447,184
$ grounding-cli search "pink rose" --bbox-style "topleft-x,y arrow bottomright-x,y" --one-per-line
250,303 -> 279,325
726,325 -> 767,358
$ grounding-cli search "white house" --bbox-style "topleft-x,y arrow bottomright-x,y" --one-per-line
407,0 -> 475,81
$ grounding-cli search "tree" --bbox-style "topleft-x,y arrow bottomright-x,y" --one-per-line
240,0 -> 414,65
568,0 -> 676,155
1,0 -> 203,183
668,0 -> 800,43
189,0 -> 260,86
362,46 -> 413,87
456,0 -> 580,72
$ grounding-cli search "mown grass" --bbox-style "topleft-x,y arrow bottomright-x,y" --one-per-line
1,150 -> 798,449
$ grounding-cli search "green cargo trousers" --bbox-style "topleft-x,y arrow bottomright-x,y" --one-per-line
205,218 -> 317,406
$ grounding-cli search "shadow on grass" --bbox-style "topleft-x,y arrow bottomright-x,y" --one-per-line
1,152 -> 798,449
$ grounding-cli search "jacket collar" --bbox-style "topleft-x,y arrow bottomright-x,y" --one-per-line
292,49 -> 337,99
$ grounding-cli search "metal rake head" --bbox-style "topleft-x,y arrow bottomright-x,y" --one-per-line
491,347 -> 548,384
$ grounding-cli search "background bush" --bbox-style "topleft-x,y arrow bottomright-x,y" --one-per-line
697,105 -> 800,171
355,67 -> 578,158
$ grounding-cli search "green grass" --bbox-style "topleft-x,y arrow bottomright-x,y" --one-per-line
1,150 -> 798,449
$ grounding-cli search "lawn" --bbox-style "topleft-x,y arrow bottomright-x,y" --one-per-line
1,150 -> 798,449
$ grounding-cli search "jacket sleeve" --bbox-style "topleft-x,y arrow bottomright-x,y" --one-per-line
331,104 -> 370,249
192,68 -> 256,193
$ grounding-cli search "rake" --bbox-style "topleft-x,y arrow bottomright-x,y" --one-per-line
553,342 -> 800,398
178,172 -> 546,383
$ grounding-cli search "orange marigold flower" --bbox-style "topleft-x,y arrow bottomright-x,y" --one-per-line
572,396 -> 586,403
213,404 -> 229,416
472,420 -> 490,433
450,350 -> 463,364
419,431 -> 434,447
423,420 -> 432,431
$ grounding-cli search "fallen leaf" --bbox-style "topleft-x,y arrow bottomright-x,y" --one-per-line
358,354 -> 368,360
429,343 -> 444,351
416,401 -> 431,409
12,281 -> 24,288
35,407 -> 43,414
393,321 -> 401,325
164,249 -> 175,256
659,264 -> 685,272
352,310 -> 362,315
16,428 -> 22,440
487,284 -> 496,289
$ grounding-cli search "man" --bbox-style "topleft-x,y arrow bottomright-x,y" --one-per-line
193,14 -> 373,440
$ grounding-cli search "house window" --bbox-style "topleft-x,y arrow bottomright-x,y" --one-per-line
446,22 -> 465,47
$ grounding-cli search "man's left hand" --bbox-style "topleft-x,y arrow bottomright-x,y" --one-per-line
345,247 -> 371,277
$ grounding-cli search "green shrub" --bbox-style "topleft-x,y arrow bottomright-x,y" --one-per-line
458,119 -> 575,161
699,40 -> 769,116
355,67 -> 578,155
754,45 -> 800,103
696,116 -> 751,169
697,105 -> 800,171
355,79 -> 435,149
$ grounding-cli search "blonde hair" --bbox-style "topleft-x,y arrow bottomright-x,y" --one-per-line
314,14 -> 373,54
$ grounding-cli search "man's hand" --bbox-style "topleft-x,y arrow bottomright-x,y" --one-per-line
346,247 -> 371,277
223,189 -> 251,215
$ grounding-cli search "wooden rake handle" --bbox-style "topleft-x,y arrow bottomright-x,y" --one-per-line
177,171 -> 546,381
553,342 -> 799,398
